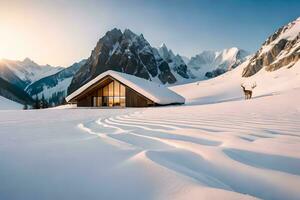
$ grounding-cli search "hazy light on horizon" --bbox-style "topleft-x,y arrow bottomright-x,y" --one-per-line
0,0 -> 299,67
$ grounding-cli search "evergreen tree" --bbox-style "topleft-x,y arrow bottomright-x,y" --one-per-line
23,104 -> 28,110
41,94 -> 48,108
34,95 -> 40,109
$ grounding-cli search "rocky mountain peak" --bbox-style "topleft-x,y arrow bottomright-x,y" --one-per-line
20,58 -> 42,70
157,44 -> 190,80
123,28 -> 137,39
158,43 -> 173,61
160,43 -> 168,50
22,57 -> 35,64
242,17 -> 300,77
105,28 -> 122,39
68,28 -> 178,94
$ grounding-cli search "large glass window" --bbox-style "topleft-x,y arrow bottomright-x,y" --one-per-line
108,97 -> 113,107
114,81 -> 120,96
98,80 -> 126,107
120,97 -> 126,107
103,96 -> 108,106
114,97 -> 120,106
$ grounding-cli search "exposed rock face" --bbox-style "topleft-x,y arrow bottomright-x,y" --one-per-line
68,29 -> 177,94
205,68 -> 227,79
157,43 -> 190,79
242,17 -> 300,77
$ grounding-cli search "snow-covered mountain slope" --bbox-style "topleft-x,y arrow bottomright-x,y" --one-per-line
243,17 -> 300,77
171,17 -> 300,103
0,77 -> 34,106
0,58 -> 63,89
180,55 -> 190,64
170,58 -> 300,104
0,62 -> 26,89
0,96 -> 23,110
187,47 -> 249,80
25,60 -> 86,106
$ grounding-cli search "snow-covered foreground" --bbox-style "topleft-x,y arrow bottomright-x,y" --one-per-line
1,88 -> 300,200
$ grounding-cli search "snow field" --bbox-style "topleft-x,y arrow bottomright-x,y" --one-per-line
1,89 -> 299,199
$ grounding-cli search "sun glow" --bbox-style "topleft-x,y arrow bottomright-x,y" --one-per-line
0,26 -> 25,61
0,2 -> 82,66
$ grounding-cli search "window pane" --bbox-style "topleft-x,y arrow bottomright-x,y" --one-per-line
103,85 -> 108,96
120,84 -> 125,97
108,97 -> 113,107
114,97 -> 120,106
97,97 -> 102,106
120,97 -> 126,107
103,96 -> 108,106
114,81 -> 120,96
109,82 -> 113,97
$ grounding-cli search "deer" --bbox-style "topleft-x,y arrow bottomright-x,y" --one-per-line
241,82 -> 256,99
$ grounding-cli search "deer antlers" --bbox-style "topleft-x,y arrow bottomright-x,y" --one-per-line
241,82 -> 256,89
241,83 -> 245,90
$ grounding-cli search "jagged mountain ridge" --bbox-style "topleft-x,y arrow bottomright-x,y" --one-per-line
68,28 -> 192,94
69,28 -> 245,94
157,43 -> 191,79
243,17 -> 300,77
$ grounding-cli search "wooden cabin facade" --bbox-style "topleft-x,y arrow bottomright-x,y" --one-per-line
66,70 -> 185,108
74,76 -> 154,107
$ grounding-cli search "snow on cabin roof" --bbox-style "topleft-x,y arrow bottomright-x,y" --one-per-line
65,70 -> 185,105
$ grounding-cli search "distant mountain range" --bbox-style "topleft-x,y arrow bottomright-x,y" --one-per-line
68,28 -> 247,93
0,58 -> 85,106
0,16 -> 299,107
188,48 -> 249,79
0,58 -> 62,89
25,60 -> 86,106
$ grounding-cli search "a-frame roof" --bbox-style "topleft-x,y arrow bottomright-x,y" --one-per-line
65,70 -> 185,105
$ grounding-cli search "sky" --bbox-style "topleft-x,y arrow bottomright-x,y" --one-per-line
0,0 -> 299,67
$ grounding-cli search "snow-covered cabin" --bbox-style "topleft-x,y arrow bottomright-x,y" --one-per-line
65,70 -> 185,107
